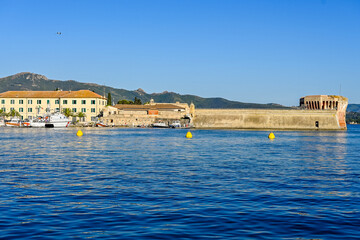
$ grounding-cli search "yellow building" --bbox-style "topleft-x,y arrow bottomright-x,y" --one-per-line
0,90 -> 107,122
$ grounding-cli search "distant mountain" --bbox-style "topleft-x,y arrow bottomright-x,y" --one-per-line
347,104 -> 360,113
0,72 -> 290,109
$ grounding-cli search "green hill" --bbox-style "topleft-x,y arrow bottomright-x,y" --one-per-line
0,72 -> 290,109
347,104 -> 360,113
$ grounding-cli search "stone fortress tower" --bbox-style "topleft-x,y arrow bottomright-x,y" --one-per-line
299,95 -> 348,129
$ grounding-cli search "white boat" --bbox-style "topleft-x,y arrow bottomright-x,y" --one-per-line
30,113 -> 71,128
5,117 -> 30,127
152,122 -> 169,128
169,121 -> 181,128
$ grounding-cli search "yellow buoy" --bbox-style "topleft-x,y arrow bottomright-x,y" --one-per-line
268,132 -> 275,139
186,131 -> 192,139
76,130 -> 83,137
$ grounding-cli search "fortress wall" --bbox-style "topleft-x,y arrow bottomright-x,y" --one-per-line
193,109 -> 344,130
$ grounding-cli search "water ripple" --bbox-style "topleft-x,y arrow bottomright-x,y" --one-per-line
0,127 -> 359,239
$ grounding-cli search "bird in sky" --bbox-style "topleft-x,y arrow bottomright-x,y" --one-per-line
57,32 -> 61,35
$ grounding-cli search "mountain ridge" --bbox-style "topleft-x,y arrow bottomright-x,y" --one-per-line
0,72 -> 290,109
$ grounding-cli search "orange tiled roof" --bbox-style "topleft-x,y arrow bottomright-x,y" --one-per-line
0,90 -> 106,99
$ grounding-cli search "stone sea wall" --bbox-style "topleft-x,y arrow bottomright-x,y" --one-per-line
193,109 -> 345,130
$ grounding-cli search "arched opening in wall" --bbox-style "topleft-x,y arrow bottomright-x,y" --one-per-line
315,121 -> 319,128
322,101 -> 325,110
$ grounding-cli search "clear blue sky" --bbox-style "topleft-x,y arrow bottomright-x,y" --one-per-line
1,0 -> 359,106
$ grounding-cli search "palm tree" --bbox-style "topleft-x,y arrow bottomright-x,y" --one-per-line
62,108 -> 73,118
8,109 -> 21,118
77,112 -> 86,122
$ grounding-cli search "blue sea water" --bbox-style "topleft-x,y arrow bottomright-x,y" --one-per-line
0,126 -> 359,239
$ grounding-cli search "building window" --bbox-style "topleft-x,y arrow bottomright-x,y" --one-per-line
10,100 -> 15,104
28,100 -> 32,104
72,100 -> 77,104
91,108 -> 95,113
19,100 -> 24,104
19,108 -> 23,113
10,107 -> 14,111
37,100 -> 41,104
91,100 -> 95,105
82,100 -> 86,104
28,108 -> 32,112
72,108 -> 77,113
1,107 -> 5,112
81,108 -> 86,113
47,100 -> 50,104
63,100 -> 68,104
1,100 -> 4,104
55,100 -> 59,104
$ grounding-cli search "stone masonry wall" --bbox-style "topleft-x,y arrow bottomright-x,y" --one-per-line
193,109 -> 344,130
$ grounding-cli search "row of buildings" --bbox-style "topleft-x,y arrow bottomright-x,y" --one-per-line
0,90 -> 194,125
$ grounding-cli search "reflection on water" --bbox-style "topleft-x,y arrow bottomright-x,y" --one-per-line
0,126 -> 360,239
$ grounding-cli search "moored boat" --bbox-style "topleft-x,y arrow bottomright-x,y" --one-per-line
5,117 -> 30,127
151,122 -> 169,128
169,121 -> 181,128
96,121 -> 108,127
30,113 -> 71,128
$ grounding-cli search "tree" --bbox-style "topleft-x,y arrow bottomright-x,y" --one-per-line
0,109 -> 6,117
107,93 -> 112,106
117,97 -> 142,105
117,99 -> 133,104
134,97 -> 142,105
62,108 -> 73,118
77,112 -> 86,122
8,109 -> 21,117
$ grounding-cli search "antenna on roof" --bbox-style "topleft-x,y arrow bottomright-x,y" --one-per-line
339,84 -> 342,96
